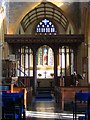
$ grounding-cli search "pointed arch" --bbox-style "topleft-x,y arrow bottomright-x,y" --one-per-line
37,45 -> 54,79
21,2 -> 69,32
36,18 -> 57,33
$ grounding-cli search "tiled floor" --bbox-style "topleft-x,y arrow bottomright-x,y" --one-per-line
26,92 -> 74,120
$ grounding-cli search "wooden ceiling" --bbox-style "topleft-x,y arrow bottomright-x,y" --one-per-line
21,2 -> 69,32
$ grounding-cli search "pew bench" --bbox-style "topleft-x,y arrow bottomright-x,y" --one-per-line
73,92 -> 90,120
0,84 -> 31,110
57,87 -> 90,111
13,87 -> 27,109
2,92 -> 26,120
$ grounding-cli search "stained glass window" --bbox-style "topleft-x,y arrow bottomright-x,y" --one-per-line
36,18 -> 57,33
37,46 -> 54,66
48,48 -> 54,65
40,48 -> 43,65
43,48 -> 48,65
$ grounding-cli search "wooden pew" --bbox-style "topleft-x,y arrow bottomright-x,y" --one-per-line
2,92 -> 26,120
0,83 -> 32,110
0,84 -> 27,109
13,87 -> 27,109
13,87 -> 32,110
57,86 -> 90,111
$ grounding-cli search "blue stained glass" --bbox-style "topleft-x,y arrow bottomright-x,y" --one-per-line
42,25 -> 44,27
39,28 -> 40,32
36,18 -> 57,33
48,28 -> 50,32
49,22 -> 52,25
37,25 -> 40,27
40,22 -> 42,25
43,28 -> 45,32
42,19 -> 49,25
44,48 -> 47,53
51,28 -> 53,32
47,25 -> 49,27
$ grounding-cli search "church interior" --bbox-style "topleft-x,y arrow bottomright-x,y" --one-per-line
0,1 -> 90,120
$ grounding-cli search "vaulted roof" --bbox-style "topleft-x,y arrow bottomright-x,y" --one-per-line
21,2 -> 69,32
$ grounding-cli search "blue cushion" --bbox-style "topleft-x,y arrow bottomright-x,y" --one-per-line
4,113 -> 19,119
75,92 -> 90,101
78,116 -> 85,120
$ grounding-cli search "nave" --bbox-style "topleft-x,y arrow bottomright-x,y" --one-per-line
26,90 -> 74,120
1,1 -> 90,120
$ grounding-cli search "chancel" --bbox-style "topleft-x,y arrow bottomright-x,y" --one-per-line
0,1 -> 90,120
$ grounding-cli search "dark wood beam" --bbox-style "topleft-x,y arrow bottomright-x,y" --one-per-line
4,34 -> 84,45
